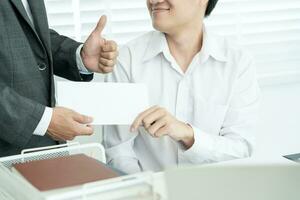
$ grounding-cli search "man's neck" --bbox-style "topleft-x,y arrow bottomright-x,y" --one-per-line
166,23 -> 203,73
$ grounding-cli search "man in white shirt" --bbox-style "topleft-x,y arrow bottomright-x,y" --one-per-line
0,0 -> 117,156
103,0 -> 260,173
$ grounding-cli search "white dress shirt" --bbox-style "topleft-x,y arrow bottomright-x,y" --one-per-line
21,0 -> 90,136
103,29 -> 260,173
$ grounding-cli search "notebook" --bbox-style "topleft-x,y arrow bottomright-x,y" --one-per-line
12,154 -> 119,191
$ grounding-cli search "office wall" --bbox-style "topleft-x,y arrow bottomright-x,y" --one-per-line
255,82 -> 300,157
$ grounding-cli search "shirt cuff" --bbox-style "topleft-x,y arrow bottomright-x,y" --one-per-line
106,144 -> 141,174
76,44 -> 93,74
33,107 -> 53,136
178,124 -> 215,164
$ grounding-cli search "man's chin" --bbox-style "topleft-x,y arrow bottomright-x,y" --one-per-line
152,22 -> 171,33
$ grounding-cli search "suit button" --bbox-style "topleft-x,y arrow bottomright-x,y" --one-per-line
38,63 -> 47,71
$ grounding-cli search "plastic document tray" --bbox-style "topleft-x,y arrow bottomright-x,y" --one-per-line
0,142 -> 160,200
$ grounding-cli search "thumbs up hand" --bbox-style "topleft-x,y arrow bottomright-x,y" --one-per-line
80,15 -> 118,73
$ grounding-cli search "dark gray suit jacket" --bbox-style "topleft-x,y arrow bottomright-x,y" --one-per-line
0,0 -> 93,157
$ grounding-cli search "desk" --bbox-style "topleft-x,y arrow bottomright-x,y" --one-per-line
1,155 -> 297,200
151,155 -> 298,199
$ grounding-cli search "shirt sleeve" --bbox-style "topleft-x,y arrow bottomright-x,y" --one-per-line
178,52 -> 260,164
102,46 -> 142,174
103,125 -> 142,174
75,44 -> 93,74
32,107 -> 53,136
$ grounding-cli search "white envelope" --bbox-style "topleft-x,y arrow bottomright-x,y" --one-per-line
56,81 -> 149,125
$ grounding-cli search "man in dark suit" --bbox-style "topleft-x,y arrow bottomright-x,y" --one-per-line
0,0 -> 118,157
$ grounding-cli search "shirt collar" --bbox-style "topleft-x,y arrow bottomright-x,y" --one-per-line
203,28 -> 228,62
142,26 -> 228,63
142,31 -> 166,62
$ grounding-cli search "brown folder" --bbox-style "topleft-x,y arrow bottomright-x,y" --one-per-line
12,154 -> 119,191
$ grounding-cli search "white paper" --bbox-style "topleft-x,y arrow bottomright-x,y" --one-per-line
56,82 -> 149,125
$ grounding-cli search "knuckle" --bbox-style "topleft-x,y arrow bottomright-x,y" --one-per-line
104,60 -> 110,66
108,60 -> 114,66
143,119 -> 149,126
108,53 -> 114,59
101,58 -> 108,65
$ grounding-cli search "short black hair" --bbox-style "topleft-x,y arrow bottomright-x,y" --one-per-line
205,0 -> 218,17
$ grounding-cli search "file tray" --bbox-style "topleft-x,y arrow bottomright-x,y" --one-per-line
0,143 -> 159,200
0,142 -> 106,169
45,172 -> 158,200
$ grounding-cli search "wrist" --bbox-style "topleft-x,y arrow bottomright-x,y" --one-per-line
80,45 -> 86,64
180,123 -> 195,149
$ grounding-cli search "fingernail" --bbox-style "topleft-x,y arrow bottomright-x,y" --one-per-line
88,116 -> 93,123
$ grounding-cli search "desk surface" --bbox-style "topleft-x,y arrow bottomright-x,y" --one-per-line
152,155 -> 298,199
7,155 -> 295,200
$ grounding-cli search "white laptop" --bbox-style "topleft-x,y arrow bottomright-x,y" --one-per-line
164,164 -> 300,200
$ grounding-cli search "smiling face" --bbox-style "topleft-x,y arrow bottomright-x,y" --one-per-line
147,0 -> 207,34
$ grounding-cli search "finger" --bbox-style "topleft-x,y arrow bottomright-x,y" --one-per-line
102,40 -> 117,52
72,112 -> 93,124
98,63 -> 114,73
74,123 -> 94,136
100,51 -> 118,60
99,57 -> 115,67
130,106 -> 160,132
147,118 -> 167,136
94,15 -> 107,35
153,126 -> 169,138
142,109 -> 167,129
87,124 -> 94,129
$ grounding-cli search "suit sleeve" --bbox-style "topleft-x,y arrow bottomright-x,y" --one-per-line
0,83 -> 45,147
49,29 -> 93,82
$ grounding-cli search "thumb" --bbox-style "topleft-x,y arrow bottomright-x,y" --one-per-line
94,15 -> 107,35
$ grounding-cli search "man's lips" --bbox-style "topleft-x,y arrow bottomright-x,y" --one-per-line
152,7 -> 170,13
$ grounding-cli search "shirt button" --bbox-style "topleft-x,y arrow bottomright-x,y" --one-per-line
38,63 -> 47,71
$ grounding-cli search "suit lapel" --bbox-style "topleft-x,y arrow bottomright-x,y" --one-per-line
9,0 -> 51,58
9,0 -> 36,32
27,0 -> 51,56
